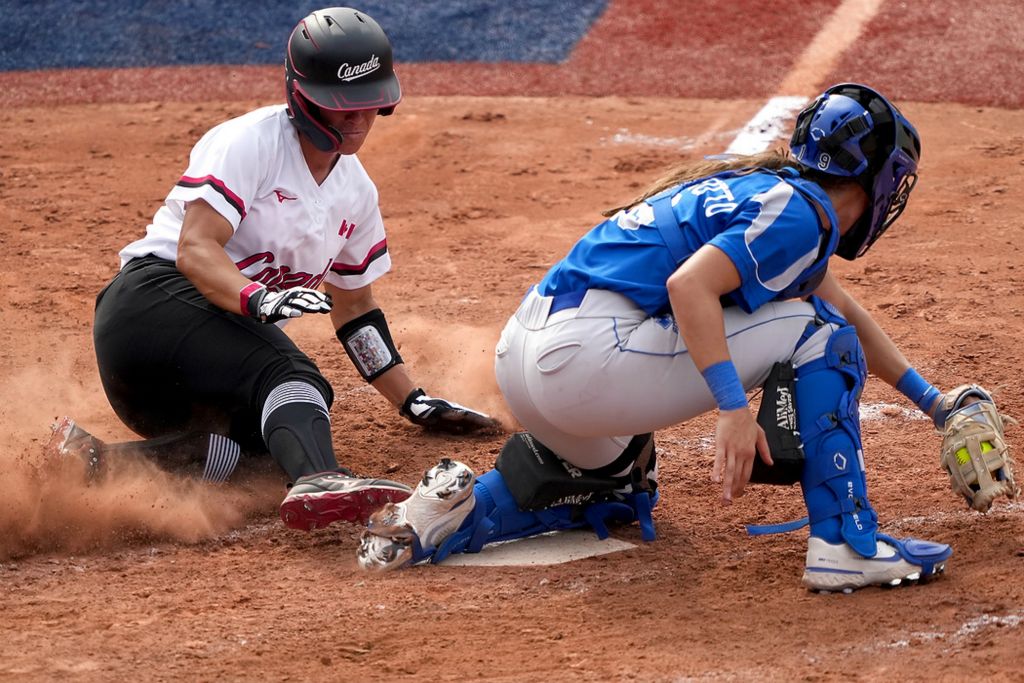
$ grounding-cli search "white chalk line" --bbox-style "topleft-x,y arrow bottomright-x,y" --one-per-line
885,498 -> 1024,531
728,0 -> 884,155
608,128 -> 741,152
778,0 -> 886,97
658,402 -> 928,456
860,610 -> 1024,653
725,97 -> 808,155
608,1 -> 885,173
859,402 -> 929,422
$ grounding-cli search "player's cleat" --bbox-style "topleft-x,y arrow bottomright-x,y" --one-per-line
279,470 -> 412,531
43,416 -> 106,481
357,458 -> 476,571
802,534 -> 952,593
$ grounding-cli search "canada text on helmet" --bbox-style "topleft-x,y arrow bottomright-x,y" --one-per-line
285,7 -> 402,152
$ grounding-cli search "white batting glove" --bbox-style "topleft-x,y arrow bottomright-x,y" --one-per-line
400,388 -> 501,435
244,285 -> 332,324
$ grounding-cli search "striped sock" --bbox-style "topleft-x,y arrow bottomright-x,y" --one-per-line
201,434 -> 241,483
261,381 -> 331,430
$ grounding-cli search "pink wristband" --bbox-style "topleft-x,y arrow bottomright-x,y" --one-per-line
239,282 -> 265,315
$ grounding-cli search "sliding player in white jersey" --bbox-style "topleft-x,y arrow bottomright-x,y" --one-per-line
47,6 -> 498,531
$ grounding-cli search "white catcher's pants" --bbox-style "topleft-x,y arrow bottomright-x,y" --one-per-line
494,288 -> 834,470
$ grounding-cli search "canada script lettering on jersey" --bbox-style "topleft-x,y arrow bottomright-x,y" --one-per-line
338,220 -> 357,239
274,190 -> 298,203
235,252 -> 332,291
337,54 -> 380,82
688,177 -> 738,217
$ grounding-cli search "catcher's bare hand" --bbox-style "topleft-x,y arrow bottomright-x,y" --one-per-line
400,389 -> 502,435
938,384 -> 1019,512
712,407 -> 772,504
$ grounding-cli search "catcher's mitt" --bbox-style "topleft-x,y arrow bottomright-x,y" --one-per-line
939,385 -> 1019,512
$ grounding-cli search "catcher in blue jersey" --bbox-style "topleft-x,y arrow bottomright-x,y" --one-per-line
357,83 -> 1017,591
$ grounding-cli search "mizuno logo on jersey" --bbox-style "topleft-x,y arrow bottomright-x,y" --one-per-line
274,190 -> 297,203
337,54 -> 380,82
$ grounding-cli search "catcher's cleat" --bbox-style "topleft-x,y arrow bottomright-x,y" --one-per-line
279,470 -> 412,531
802,534 -> 952,593
44,416 -> 106,481
357,458 -> 476,571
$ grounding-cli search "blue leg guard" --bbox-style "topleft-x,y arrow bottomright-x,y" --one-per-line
431,469 -> 658,564
795,297 -> 878,558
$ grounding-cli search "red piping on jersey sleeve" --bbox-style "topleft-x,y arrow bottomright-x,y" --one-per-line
330,239 -> 388,276
177,174 -> 247,220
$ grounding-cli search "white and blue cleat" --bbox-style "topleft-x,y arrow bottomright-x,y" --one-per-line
803,533 -> 951,593
357,458 -> 476,571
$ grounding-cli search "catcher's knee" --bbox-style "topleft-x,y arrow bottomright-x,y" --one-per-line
497,432 -> 657,505
794,305 -> 878,557
430,433 -> 658,562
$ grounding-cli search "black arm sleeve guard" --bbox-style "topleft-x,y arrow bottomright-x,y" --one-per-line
336,308 -> 403,383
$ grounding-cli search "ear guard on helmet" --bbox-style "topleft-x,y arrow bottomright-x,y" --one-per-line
790,83 -> 920,260
285,7 -> 402,153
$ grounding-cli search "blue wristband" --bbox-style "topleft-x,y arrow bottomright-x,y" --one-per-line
896,368 -> 941,421
702,360 -> 748,411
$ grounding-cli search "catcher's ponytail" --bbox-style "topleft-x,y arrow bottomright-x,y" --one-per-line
603,148 -> 799,217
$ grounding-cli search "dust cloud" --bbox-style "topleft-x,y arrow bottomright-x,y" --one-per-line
0,364 -> 280,561
391,316 -> 518,430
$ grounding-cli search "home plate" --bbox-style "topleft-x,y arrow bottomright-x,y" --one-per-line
439,530 -> 636,567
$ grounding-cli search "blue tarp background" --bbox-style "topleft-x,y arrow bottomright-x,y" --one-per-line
0,1 -> 608,70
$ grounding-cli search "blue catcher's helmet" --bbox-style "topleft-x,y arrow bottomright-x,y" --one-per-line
790,83 -> 920,260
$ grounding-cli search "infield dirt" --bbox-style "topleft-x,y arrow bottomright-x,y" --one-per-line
1,96 -> 1023,681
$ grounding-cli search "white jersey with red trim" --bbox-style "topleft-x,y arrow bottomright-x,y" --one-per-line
119,105 -> 390,292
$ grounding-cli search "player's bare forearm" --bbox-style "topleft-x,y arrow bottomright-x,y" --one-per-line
326,282 -> 379,327
177,199 -> 252,312
811,272 -> 910,387
667,245 -> 741,370
668,246 -> 766,503
670,285 -> 731,370
370,364 -> 418,408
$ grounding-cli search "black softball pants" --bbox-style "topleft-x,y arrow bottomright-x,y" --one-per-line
93,256 -> 334,454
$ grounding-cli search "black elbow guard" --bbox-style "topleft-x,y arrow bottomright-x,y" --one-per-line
336,308 -> 403,383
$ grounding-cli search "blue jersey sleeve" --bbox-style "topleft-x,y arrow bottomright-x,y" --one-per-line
708,179 -> 824,313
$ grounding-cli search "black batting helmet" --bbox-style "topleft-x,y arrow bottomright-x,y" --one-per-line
285,7 -> 402,152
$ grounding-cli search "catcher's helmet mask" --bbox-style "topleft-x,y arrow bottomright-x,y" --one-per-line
285,7 -> 402,153
790,83 -> 920,260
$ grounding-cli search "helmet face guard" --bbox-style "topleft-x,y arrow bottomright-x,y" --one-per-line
790,83 -> 920,260
850,136 -> 918,258
285,7 -> 402,153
